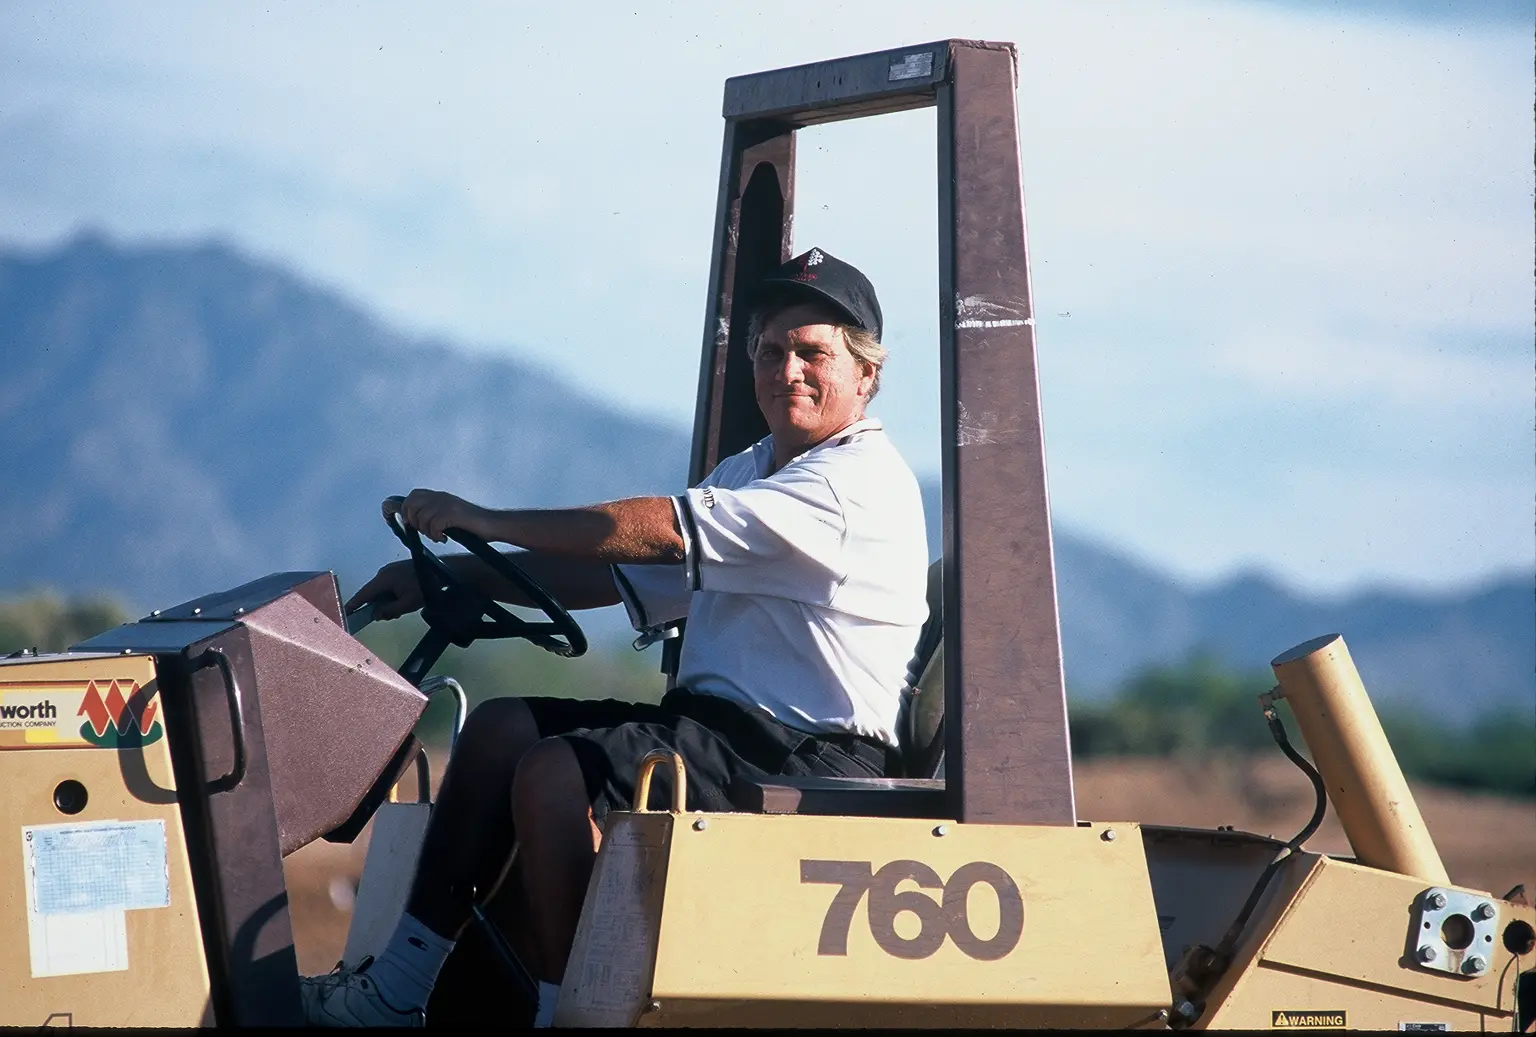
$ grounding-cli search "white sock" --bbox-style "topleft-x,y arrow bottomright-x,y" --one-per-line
366,913 -> 456,1011
534,980 -> 560,1028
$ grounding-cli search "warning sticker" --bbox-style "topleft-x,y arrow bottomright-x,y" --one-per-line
24,819 -> 171,915
1273,1010 -> 1347,1028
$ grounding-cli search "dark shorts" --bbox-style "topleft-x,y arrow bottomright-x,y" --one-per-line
520,688 -> 896,819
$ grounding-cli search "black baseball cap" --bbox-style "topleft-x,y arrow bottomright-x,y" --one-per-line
753,247 -> 883,342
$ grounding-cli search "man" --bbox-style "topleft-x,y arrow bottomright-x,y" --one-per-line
301,249 -> 928,1026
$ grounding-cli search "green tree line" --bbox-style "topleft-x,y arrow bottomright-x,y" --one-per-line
1069,654 -> 1535,797
2,593 -> 1529,797
0,594 -> 131,653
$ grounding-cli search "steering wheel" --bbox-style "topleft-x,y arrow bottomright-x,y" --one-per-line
375,495 -> 587,686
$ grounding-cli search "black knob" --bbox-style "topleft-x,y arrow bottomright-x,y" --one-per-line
52,779 -> 88,815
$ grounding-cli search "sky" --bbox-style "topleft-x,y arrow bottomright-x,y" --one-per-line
2,0 -> 1531,595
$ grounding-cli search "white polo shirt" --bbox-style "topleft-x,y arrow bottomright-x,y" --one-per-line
610,418 -> 928,748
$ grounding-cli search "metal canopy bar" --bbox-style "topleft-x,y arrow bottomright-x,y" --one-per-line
689,123 -> 794,483
937,43 -> 1075,825
691,40 -> 1076,825
722,41 -> 949,126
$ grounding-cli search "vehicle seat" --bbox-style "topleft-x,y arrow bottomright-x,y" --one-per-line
728,560 -> 948,818
895,559 -> 946,780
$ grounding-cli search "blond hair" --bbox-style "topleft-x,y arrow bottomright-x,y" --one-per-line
745,305 -> 888,400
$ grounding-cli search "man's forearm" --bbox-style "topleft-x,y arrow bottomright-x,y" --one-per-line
442,551 -> 621,611
475,497 -> 686,565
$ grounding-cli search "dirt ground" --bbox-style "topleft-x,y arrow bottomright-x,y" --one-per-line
282,754 -> 1535,976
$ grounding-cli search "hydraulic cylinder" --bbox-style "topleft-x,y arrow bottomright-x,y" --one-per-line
1271,633 -> 1449,885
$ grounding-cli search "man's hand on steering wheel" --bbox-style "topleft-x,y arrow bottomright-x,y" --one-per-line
347,492 -> 588,686
346,490 -> 496,619
395,488 -> 491,545
345,559 -> 422,620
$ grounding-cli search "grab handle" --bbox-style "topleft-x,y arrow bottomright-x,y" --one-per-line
633,749 -> 687,814
197,648 -> 247,795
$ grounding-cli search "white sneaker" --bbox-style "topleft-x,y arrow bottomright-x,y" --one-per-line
300,957 -> 426,1027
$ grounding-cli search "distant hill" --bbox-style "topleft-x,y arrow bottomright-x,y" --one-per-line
1049,511 -> 1531,715
907,483 -> 1532,715
0,232 -> 685,609
3,233 -> 1531,720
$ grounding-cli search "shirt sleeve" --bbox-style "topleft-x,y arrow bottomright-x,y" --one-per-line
676,463 -> 847,605
610,554 -> 691,633
608,465 -> 736,634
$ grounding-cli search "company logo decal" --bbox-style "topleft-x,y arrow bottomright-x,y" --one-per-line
77,680 -> 162,747
0,700 -> 58,722
0,679 -> 162,749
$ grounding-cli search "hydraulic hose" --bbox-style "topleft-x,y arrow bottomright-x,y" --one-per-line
1212,690 -> 1327,961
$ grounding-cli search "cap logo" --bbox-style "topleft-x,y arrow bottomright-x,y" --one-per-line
790,249 -> 824,282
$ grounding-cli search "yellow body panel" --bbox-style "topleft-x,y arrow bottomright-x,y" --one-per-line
559,812 -> 1171,1028
0,655 -> 212,1027
559,812 -> 677,1027
1199,854 -> 1530,1030
1212,965 -> 1489,1031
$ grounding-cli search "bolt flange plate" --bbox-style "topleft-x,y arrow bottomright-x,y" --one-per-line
1411,886 -> 1498,978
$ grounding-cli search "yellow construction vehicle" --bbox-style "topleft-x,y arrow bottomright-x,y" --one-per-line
2,40 -> 1531,1030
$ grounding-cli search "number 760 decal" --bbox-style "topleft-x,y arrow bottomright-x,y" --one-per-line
800,859 -> 1024,961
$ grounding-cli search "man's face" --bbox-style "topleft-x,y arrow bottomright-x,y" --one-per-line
752,301 -> 876,451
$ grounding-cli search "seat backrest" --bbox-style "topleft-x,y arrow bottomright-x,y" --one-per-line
897,560 -> 945,779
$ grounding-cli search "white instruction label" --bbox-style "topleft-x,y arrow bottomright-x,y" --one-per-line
25,904 -> 129,978
20,824 -> 132,978
24,819 -> 170,914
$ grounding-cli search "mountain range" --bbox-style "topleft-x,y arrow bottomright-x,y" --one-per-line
2,233 -> 1530,720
